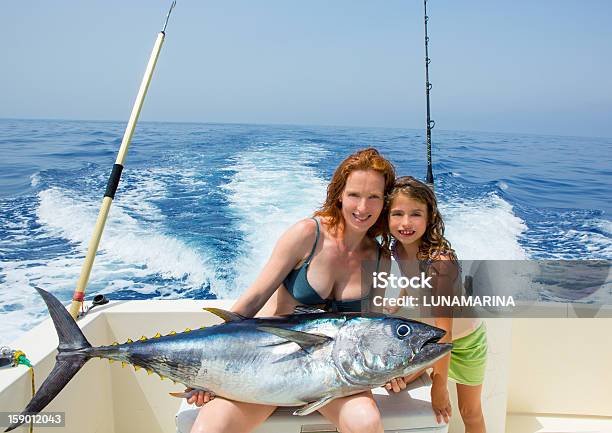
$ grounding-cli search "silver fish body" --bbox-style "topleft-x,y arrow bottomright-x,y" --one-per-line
5,289 -> 451,431
93,312 -> 450,406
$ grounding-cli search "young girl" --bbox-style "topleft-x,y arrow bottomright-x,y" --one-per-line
384,176 -> 487,433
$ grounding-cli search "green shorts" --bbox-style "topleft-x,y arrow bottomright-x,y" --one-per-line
448,322 -> 487,386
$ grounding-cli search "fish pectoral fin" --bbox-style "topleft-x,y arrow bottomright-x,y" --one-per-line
293,396 -> 335,416
169,388 -> 212,399
203,307 -> 246,322
169,391 -> 192,399
168,389 -> 198,399
256,326 -> 332,352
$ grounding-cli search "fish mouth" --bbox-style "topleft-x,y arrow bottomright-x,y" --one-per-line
424,334 -> 442,346
412,330 -> 452,363
413,340 -> 453,363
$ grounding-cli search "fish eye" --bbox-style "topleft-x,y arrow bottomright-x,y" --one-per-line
396,324 -> 411,337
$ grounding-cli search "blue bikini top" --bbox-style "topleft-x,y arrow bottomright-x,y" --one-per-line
282,217 -> 381,312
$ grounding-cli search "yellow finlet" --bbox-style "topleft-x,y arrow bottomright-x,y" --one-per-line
199,326 -> 206,330
184,328 -> 191,333
126,338 -> 133,344
153,332 -> 162,338
167,331 -> 176,336
121,362 -> 127,368
111,342 -> 119,346
139,336 -> 147,342
108,359 -> 115,364
147,369 -> 153,375
134,365 -> 141,371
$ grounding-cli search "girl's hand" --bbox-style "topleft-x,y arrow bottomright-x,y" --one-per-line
430,379 -> 451,424
185,388 -> 215,407
383,305 -> 400,314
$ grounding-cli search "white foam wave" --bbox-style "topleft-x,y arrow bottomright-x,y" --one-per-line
0,258 -> 70,343
595,219 -> 612,236
589,219 -> 612,258
441,193 -> 528,260
522,215 -> 612,260
0,184 -> 224,343
0,310 -> 47,346
221,142 -> 329,297
30,172 -> 40,187
569,224 -> 612,258
35,187 -> 216,287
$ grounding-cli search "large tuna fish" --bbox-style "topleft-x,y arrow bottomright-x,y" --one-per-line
6,288 -> 451,431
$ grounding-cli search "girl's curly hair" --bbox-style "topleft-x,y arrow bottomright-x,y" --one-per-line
386,176 -> 456,261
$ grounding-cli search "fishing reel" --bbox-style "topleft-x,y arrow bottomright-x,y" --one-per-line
77,293 -> 110,318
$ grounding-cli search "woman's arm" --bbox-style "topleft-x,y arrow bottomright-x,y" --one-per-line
186,218 -> 317,406
231,218 -> 317,317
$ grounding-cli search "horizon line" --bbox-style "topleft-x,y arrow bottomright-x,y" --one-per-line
1,116 -> 611,141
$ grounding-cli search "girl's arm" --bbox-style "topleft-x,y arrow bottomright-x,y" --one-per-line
429,256 -> 459,424
383,286 -> 406,314
372,254 -> 391,313
231,218 -> 317,317
382,254 -> 408,314
430,316 -> 452,424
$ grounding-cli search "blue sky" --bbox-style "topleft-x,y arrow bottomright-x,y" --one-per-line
2,0 -> 611,137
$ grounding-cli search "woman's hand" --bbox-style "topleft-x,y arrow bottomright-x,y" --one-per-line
384,370 -> 425,392
184,388 -> 215,407
384,376 -> 409,393
430,377 -> 451,424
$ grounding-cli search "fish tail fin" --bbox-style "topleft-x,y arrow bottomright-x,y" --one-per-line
5,288 -> 92,432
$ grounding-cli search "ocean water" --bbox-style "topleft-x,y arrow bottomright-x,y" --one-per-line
0,118 -> 610,342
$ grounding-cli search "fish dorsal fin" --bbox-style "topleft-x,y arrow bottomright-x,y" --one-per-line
294,395 -> 335,416
256,326 -> 331,352
203,307 -> 246,322
293,305 -> 326,314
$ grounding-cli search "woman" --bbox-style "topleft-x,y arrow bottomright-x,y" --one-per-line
188,147 -> 395,433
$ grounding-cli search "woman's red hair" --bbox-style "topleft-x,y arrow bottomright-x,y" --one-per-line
314,148 -> 395,241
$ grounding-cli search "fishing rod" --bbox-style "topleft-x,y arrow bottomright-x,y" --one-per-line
423,0 -> 435,187
68,1 -> 177,320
